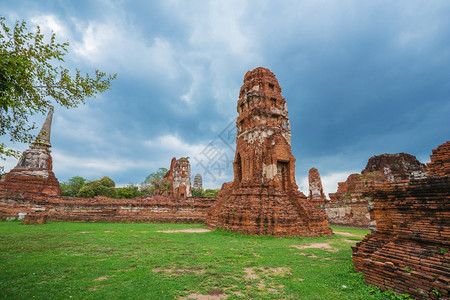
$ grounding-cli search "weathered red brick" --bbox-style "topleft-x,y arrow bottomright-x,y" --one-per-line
206,67 -> 331,237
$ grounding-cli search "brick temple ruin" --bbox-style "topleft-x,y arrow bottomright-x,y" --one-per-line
307,167 -> 327,207
0,112 -> 214,223
325,153 -> 428,227
193,173 -> 203,190
206,67 -> 332,237
0,108 -> 61,197
352,141 -> 450,299
162,157 -> 192,199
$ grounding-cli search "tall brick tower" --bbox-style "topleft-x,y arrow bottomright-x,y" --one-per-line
0,108 -> 61,196
206,67 -> 332,236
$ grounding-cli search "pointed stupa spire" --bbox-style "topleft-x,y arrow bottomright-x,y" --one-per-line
34,107 -> 53,147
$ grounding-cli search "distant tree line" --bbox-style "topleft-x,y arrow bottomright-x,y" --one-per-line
60,168 -> 220,199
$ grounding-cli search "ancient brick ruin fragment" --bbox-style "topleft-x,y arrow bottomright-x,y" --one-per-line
352,141 -> 450,299
206,67 -> 332,237
0,193 -> 215,223
193,173 -> 203,190
326,153 -> 427,227
163,157 -> 192,199
23,214 -> 47,225
307,167 -> 327,207
329,153 -> 427,202
427,141 -> 450,177
0,109 -> 61,196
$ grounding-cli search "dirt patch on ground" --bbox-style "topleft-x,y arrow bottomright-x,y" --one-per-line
344,239 -> 358,243
291,243 -> 332,250
157,229 -> 211,233
93,275 -> 115,281
244,267 -> 290,280
152,266 -> 205,275
333,231 -> 359,237
180,293 -> 227,300
244,268 -> 259,280
296,253 -> 318,258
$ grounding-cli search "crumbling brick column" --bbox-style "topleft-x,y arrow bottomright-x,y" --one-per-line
206,67 -> 332,237
352,141 -> 450,299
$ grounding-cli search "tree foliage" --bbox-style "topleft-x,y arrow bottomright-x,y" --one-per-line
60,176 -> 86,197
203,189 -> 219,197
0,17 -> 116,158
77,176 -> 117,198
191,188 -> 203,197
191,188 -> 219,197
141,167 -> 170,195
115,184 -> 143,199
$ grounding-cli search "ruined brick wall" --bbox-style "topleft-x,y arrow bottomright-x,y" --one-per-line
206,67 -> 331,237
428,141 -> 450,177
326,153 -> 427,228
352,177 -> 449,299
324,196 -> 375,228
0,192 -> 216,223
362,153 -> 427,180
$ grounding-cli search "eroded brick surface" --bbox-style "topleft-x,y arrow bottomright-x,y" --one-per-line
352,142 -> 450,299
326,153 -> 427,228
23,214 -> 47,225
0,193 -> 215,223
163,157 -> 192,199
0,109 -> 61,197
428,141 -> 450,177
206,67 -> 331,237
307,167 -> 327,207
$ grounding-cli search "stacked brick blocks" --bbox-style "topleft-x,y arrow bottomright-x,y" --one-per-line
206,67 -> 332,237
352,142 -> 450,299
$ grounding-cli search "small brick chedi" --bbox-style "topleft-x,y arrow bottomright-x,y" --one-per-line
352,141 -> 450,299
0,109 -> 61,196
163,157 -> 192,199
193,173 -> 203,190
307,167 -> 327,207
206,67 -> 332,237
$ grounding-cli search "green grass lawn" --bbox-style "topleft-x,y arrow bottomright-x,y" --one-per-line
0,221 -> 395,299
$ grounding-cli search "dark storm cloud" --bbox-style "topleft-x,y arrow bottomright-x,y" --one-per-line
1,0 -> 448,194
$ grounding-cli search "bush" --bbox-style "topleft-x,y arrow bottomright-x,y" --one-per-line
191,188 -> 203,197
60,176 -> 86,197
77,177 -> 117,198
141,167 -> 170,195
99,176 -> 115,188
203,189 -> 219,197
115,184 -> 143,199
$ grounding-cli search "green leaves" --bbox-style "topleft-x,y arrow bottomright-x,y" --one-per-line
0,17 -> 116,158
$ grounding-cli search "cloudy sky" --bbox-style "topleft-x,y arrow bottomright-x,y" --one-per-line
1,0 -> 449,196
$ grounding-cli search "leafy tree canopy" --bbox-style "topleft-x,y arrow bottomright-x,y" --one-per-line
0,17 -> 116,158
115,184 -> 143,199
143,167 -> 168,184
77,176 -> 116,198
141,167 -> 170,195
60,176 -> 86,197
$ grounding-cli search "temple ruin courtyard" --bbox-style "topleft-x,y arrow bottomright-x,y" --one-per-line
0,221 -> 403,299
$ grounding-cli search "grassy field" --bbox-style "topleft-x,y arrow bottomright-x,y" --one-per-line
0,221 -> 398,299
